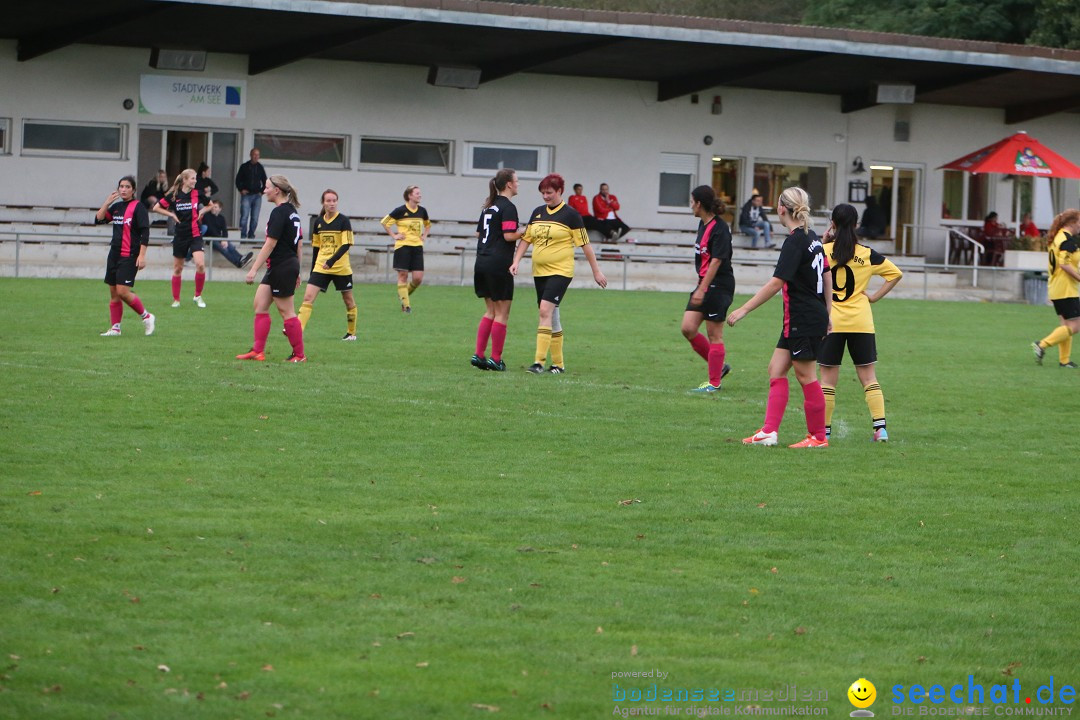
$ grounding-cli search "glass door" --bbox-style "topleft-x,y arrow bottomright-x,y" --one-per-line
869,163 -> 922,254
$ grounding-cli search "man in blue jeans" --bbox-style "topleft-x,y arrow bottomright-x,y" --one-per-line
235,147 -> 268,239
738,193 -> 775,249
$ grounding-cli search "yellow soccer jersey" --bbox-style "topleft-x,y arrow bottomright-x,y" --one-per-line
381,204 -> 430,249
1047,230 -> 1079,300
823,241 -> 903,333
522,202 -> 588,277
312,213 -> 353,276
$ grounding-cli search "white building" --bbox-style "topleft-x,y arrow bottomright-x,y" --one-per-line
2,0 -> 1079,262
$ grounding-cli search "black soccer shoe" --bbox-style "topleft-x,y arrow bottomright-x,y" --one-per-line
486,358 -> 506,372
471,354 -> 488,370
526,363 -> 544,374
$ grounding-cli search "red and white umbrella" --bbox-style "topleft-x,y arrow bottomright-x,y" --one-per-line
939,131 -> 1080,179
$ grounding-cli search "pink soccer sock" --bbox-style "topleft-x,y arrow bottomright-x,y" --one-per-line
127,294 -> 146,316
491,321 -> 508,362
253,313 -> 271,353
762,377 -> 789,434
283,316 -> 305,358
195,272 -> 206,297
109,301 -> 122,326
707,343 -> 726,387
802,380 -> 827,442
171,276 -> 181,301
475,316 -> 494,357
688,332 -> 709,360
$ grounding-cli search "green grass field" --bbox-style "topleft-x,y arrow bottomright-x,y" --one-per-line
1,277 -> 1077,719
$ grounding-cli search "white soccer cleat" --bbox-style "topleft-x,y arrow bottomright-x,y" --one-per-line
170,300 -> 181,308
742,429 -> 778,446
143,313 -> 156,336
193,295 -> 206,308
100,325 -> 121,337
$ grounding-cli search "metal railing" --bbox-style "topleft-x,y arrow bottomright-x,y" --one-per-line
901,224 -> 986,286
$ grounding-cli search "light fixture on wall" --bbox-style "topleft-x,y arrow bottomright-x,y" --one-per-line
703,135 -> 713,146
150,48 -> 206,71
850,156 -> 866,174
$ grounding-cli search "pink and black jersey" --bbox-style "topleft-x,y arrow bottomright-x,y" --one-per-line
773,227 -> 829,338
265,202 -> 302,266
101,199 -> 150,258
475,195 -> 520,271
693,217 -> 735,295
159,189 -> 203,240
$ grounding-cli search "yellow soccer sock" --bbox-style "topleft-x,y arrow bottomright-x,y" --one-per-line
1041,325 -> 1071,348
822,384 -> 836,429
397,284 -> 410,309
1059,333 -> 1073,365
550,331 -> 564,368
864,382 -> 886,430
346,307 -> 358,335
535,326 -> 552,364
297,301 -> 313,330
407,281 -> 419,295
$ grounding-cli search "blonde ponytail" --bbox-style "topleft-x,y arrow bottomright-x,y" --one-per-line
269,174 -> 301,209
779,186 -> 813,233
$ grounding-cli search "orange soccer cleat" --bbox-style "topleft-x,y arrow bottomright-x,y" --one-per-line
789,434 -> 828,448
236,350 -> 266,361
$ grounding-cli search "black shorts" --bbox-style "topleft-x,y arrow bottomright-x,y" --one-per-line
1052,297 -> 1080,320
818,332 -> 877,366
776,334 -> 824,361
104,247 -> 139,287
685,284 -> 733,322
262,256 -> 300,298
534,275 -> 573,307
474,267 -> 515,302
393,245 -> 424,272
172,235 -> 205,259
308,272 -> 354,293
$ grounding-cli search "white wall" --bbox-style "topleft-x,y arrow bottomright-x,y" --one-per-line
2,39 -> 1078,261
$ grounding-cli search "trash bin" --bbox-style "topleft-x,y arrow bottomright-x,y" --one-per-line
1023,271 -> 1047,305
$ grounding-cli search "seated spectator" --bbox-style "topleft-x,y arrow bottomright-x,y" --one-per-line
857,196 -> 887,239
140,169 -> 170,226
201,199 -> 252,269
568,183 -> 602,234
738,193 -> 774,248
983,211 -> 1008,237
592,183 -> 631,241
195,162 -> 219,201
1019,212 -> 1040,238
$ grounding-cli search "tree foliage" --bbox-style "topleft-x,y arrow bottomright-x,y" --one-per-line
512,0 -> 1075,49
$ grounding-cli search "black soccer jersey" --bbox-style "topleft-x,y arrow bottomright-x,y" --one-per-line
103,199 -> 150,257
773,227 -> 829,338
475,196 -> 520,270
694,217 -> 735,295
265,202 -> 303,266
159,189 -> 203,240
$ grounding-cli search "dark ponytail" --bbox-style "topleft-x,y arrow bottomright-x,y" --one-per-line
483,168 -> 517,209
830,203 -> 859,267
691,185 -> 724,216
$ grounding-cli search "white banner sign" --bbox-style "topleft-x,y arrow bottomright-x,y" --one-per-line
139,75 -> 246,119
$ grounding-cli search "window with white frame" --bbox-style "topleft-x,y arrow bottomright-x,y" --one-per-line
254,131 -> 349,167
659,152 -> 698,208
22,120 -> 125,158
0,118 -> 9,154
360,137 -> 452,172
752,160 -> 832,211
464,142 -> 551,179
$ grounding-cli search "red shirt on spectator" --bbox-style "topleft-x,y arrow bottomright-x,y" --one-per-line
1020,219 -> 1040,237
593,193 -> 621,220
568,194 -> 591,217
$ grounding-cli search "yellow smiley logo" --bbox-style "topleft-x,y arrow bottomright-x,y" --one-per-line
848,678 -> 877,709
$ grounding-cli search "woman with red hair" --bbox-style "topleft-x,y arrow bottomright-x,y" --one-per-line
511,173 -> 607,374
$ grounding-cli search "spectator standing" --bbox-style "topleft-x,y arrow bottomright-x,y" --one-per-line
235,148 -> 268,239
203,199 -> 253,269
739,194 -> 775,248
195,162 -> 218,201
568,183 -> 602,235
592,183 -> 631,241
